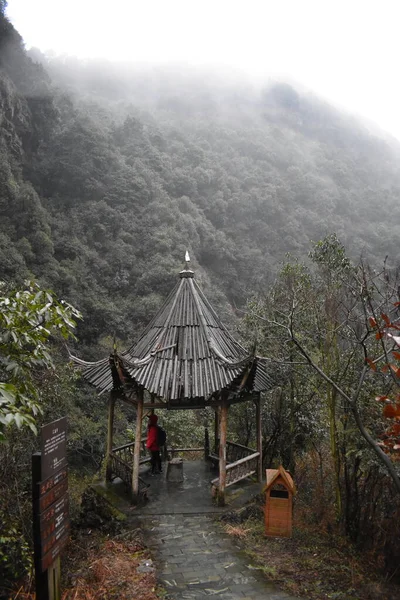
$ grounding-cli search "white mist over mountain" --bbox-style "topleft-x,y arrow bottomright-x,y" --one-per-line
6,0 -> 400,141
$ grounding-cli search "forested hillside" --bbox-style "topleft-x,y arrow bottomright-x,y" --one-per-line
1,9 -> 400,355
2,8 -> 400,597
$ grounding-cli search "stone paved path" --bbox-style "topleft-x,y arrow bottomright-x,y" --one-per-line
140,513 -> 303,600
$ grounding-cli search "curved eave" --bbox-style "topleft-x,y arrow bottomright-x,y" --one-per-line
68,264 -> 277,401
251,357 -> 276,392
70,352 -> 275,403
121,352 -> 250,402
69,354 -> 117,394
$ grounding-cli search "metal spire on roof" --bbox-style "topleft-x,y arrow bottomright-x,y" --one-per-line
180,250 -> 194,278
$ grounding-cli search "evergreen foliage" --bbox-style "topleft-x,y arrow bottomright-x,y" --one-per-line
1,10 -> 400,591
0,281 -> 80,440
2,10 -> 400,355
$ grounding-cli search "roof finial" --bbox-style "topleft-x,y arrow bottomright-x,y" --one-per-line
180,250 -> 194,278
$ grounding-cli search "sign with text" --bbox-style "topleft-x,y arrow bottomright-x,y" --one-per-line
41,532 -> 70,572
40,417 -> 67,481
36,474 -> 70,573
39,494 -> 69,541
33,415 -> 70,594
38,466 -> 68,499
38,475 -> 68,514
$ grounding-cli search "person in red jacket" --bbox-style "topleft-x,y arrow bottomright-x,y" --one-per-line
146,414 -> 162,474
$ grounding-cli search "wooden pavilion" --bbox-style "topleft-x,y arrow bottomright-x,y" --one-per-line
71,254 -> 275,505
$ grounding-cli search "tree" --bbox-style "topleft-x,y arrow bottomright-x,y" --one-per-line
259,243 -> 400,492
0,281 -> 81,441
244,257 -> 324,474
247,236 -> 400,547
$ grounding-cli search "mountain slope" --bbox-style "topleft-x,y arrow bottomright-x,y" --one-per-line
1,10 -> 400,354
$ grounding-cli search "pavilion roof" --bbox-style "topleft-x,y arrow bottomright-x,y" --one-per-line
71,258 -> 275,407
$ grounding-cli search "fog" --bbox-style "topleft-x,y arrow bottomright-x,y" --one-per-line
6,0 -> 400,141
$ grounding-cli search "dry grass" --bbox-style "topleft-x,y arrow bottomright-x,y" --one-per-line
61,533 -> 159,600
221,513 -> 400,600
3,532 -> 161,600
223,524 -> 251,539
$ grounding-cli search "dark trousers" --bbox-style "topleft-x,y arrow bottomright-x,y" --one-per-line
150,450 -> 161,473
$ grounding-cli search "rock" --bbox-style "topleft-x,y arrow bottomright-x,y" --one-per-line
78,485 -> 126,533
137,559 -> 155,573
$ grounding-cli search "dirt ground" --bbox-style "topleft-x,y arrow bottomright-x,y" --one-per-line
5,494 -> 400,600
220,504 -> 400,600
60,528 -> 161,600
2,528 -> 162,600
56,510 -> 400,600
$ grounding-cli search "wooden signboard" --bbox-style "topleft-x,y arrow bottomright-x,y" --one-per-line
33,417 -> 69,600
41,417 -> 67,480
39,474 -> 68,514
39,494 -> 69,543
41,529 -> 70,572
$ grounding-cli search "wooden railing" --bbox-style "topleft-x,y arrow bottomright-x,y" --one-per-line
168,447 -> 204,459
109,440 -> 204,491
226,441 -> 256,463
209,441 -> 257,464
110,438 -> 258,496
210,441 -> 259,490
109,438 -> 149,497
225,451 -> 259,487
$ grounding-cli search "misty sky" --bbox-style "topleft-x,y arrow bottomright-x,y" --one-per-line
6,0 -> 400,141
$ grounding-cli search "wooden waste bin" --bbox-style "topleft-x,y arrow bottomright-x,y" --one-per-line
264,465 -> 295,538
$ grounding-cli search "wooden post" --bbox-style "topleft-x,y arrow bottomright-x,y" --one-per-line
32,452 -> 50,600
214,408 -> 219,454
255,393 -> 263,482
47,557 -> 61,600
106,393 -> 116,482
132,389 -> 144,502
217,397 -> 228,506
204,426 -> 210,460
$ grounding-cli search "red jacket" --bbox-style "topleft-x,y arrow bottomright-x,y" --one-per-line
146,417 -> 159,451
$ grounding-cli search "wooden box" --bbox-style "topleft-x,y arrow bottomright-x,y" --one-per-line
264,465 -> 295,538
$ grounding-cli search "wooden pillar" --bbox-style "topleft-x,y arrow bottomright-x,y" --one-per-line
217,397 -> 228,506
204,426 -> 210,460
106,393 -> 116,481
214,408 -> 219,454
132,389 -> 144,502
255,393 -> 263,482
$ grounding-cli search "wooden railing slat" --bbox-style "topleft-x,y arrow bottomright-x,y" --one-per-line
169,447 -> 203,453
226,452 -> 260,471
